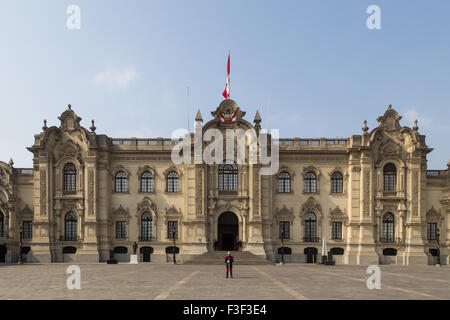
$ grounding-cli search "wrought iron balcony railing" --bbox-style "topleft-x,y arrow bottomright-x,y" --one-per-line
303,237 -> 320,243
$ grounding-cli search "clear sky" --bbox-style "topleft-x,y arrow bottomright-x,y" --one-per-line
0,0 -> 449,168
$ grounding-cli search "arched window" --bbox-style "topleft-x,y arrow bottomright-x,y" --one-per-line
331,172 -> 343,193
304,172 -> 317,193
167,171 -> 179,193
304,212 -> 317,242
0,211 -> 4,237
278,172 -> 291,193
141,171 -> 153,193
383,163 -> 396,191
382,213 -> 394,243
218,161 -> 238,190
63,163 -> 77,191
65,211 -> 77,241
141,212 -> 153,241
115,171 -> 128,193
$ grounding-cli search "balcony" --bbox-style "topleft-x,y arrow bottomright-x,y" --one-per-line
139,236 -> 153,242
303,237 -> 320,243
379,237 -> 402,244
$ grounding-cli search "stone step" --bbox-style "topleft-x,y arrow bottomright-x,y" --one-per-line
183,251 -> 273,265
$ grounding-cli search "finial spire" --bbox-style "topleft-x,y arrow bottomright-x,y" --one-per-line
195,109 -> 203,122
413,119 -> 419,131
362,120 -> 369,133
90,119 -> 96,132
388,104 -> 392,109
68,104 -> 72,110
42,119 -> 48,131
254,110 -> 262,123
8,158 -> 14,167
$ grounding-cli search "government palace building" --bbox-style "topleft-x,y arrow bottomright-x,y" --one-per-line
0,99 -> 448,265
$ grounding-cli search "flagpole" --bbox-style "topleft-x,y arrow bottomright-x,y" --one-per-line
228,49 -> 230,99
187,86 -> 190,132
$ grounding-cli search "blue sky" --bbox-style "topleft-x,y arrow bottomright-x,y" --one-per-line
0,0 -> 449,168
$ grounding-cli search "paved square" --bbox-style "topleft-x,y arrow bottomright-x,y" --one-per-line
0,263 -> 449,300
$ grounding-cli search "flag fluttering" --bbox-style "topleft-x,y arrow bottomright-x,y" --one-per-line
222,52 -> 230,99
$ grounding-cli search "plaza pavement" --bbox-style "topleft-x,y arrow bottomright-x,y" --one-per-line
0,263 -> 449,300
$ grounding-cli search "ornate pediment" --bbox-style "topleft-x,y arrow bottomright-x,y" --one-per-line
59,104 -> 82,132
164,205 -> 182,223
330,206 -> 347,222
211,100 -> 246,125
377,105 -> 402,132
137,196 -> 156,213
426,207 -> 442,223
113,204 -> 129,217
275,205 -> 294,222
20,204 -> 33,218
301,197 -> 322,216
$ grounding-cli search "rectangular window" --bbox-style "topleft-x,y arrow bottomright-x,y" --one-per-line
168,221 -> 178,239
23,221 -> 33,239
332,222 -> 342,240
427,223 -> 437,241
279,221 -> 290,239
116,221 -> 127,238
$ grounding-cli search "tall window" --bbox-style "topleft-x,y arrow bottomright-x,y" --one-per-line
65,212 -> 77,241
63,163 -> 77,191
141,171 -> 153,193
427,223 -> 437,241
141,212 -> 152,241
115,171 -> 128,193
304,212 -> 317,242
0,212 -> 4,237
218,161 -> 238,190
383,163 -> 396,191
116,221 -> 127,238
167,171 -> 179,193
168,221 -> 178,239
382,213 -> 394,243
278,172 -> 291,193
279,221 -> 290,239
304,172 -> 317,193
331,172 -> 343,193
23,221 -> 33,239
332,222 -> 342,240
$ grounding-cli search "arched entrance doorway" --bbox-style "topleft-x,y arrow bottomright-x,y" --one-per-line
304,247 -> 317,263
218,212 -> 238,251
140,246 -> 153,262
0,245 -> 7,263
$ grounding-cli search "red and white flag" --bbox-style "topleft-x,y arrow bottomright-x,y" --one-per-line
222,52 -> 230,99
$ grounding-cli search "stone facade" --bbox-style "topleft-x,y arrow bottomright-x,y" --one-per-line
0,100 -> 448,265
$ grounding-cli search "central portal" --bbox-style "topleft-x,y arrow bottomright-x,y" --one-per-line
218,212 -> 238,251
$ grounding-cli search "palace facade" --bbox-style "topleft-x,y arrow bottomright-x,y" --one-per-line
0,99 -> 448,265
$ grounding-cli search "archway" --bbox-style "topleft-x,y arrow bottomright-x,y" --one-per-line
218,212 -> 239,251
140,246 -> 153,262
304,247 -> 318,263
0,245 -> 7,263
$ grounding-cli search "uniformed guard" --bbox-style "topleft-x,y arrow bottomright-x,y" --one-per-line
224,251 -> 234,278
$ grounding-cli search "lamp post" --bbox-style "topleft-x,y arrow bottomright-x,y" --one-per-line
172,234 -> 177,264
436,227 -> 441,266
280,229 -> 285,264
18,225 -> 23,264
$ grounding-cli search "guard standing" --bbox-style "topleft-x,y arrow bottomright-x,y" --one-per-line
224,251 -> 234,278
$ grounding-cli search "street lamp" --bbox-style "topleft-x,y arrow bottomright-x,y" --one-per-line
18,224 -> 23,264
172,233 -> 177,264
280,229 -> 285,264
436,227 -> 441,266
